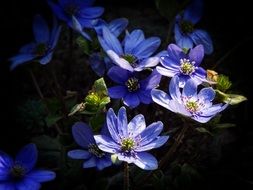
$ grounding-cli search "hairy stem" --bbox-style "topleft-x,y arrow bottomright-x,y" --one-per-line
124,162 -> 130,190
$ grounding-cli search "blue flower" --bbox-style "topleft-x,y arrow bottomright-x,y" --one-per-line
0,144 -> 55,190
156,43 -> 207,87
98,27 -> 164,72
95,107 -> 169,170
107,66 -> 162,108
48,0 -> 104,40
9,15 -> 61,70
152,76 -> 228,123
174,0 -> 213,54
68,122 -> 112,170
88,18 -> 129,76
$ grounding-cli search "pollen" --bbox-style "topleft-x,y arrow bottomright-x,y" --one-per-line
185,100 -> 199,113
121,138 -> 135,152
11,164 -> 26,179
180,58 -> 195,75
125,77 -> 140,92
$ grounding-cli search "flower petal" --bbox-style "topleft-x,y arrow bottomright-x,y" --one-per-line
50,17 -> 62,48
106,108 -> 121,142
26,170 -> 56,182
15,178 -> 41,190
0,183 -> 15,190
190,29 -> 213,55
33,15 -> 49,43
38,52 -> 53,65
201,104 -> 228,117
48,0 -> 68,22
128,114 -> 146,137
102,27 -> 123,55
108,86 -> 127,99
89,53 -> 105,76
83,157 -> 96,168
0,151 -> 13,181
136,56 -> 159,71
174,23 -> 182,44
79,7 -> 104,19
94,135 -> 120,153
9,54 -> 36,70
160,56 -> 180,69
117,107 -> 128,137
167,43 -> 185,62
132,37 -> 161,59
108,18 -> 128,37
107,66 -> 131,84
15,144 -> 37,172
182,78 -> 197,97
139,121 -> 163,145
123,93 -> 140,108
137,90 -> 152,104
71,16 -> 92,40
117,154 -> 135,164
140,69 -> 161,90
133,152 -> 158,170
19,43 -> 36,53
135,136 -> 169,151
96,156 -> 112,170
177,35 -> 193,50
106,50 -> 133,71
156,66 -> 178,78
169,76 -> 182,102
183,0 -> 203,24
151,89 -> 172,109
72,122 -> 95,148
68,149 -> 91,159
198,87 -> 215,102
124,29 -> 145,54
188,44 -> 204,66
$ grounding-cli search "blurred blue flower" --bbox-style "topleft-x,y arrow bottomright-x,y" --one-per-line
152,76 -> 228,123
68,122 -> 112,170
157,43 -> 207,87
95,107 -> 169,170
174,0 -> 213,54
88,18 -> 129,76
48,0 -> 104,40
9,15 -> 61,70
107,66 -> 161,108
98,27 -> 164,71
0,144 -> 55,190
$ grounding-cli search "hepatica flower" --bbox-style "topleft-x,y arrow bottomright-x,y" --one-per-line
10,15 -> 61,70
99,27 -> 163,72
68,122 -> 112,170
152,76 -> 228,123
107,66 -> 161,108
174,0 -> 213,54
157,43 -> 206,87
48,0 -> 104,40
95,107 -> 169,170
88,18 -> 129,76
0,144 -> 55,190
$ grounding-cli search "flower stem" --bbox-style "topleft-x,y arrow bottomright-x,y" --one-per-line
124,162 -> 130,190
29,69 -> 44,99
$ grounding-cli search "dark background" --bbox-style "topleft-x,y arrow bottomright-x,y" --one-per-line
0,0 -> 252,189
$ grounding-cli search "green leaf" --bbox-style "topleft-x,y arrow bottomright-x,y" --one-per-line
93,78 -> 108,96
195,127 -> 213,136
215,90 -> 247,105
45,114 -> 62,127
76,36 -> 90,55
99,97 -> 110,109
89,113 -> 105,132
224,94 -> 247,105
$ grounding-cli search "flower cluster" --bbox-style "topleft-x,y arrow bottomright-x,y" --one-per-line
7,0 -> 246,188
